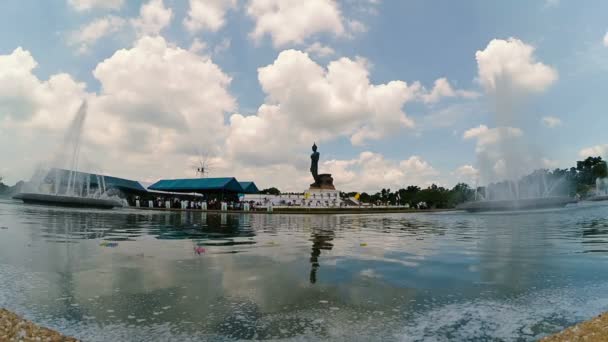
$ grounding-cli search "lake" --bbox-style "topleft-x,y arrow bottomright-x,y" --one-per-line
1,199 -> 608,341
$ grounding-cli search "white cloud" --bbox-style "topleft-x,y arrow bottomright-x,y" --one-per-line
213,38 -> 231,56
68,0 -> 124,11
324,152 -> 439,192
463,124 -> 523,152
453,165 -> 479,184
579,144 -> 608,158
0,34 -> 436,192
541,116 -> 562,128
247,0 -> 345,47
92,36 -> 235,153
604,32 -> 608,47
225,49 -> 419,167
189,38 -> 207,54
346,20 -> 367,34
0,44 -> 357,188
0,48 -> 90,181
346,0 -> 382,15
421,78 -> 455,103
0,48 -> 41,122
0,42 -> 442,193
420,103 -> 480,130
89,35 -> 234,178
212,151 -> 440,193
68,16 -> 126,54
542,158 -> 559,169
67,0 -> 172,54
463,124 -> 489,140
184,0 -> 237,33
132,0 -> 173,37
421,78 -> 480,104
0,48 -> 87,128
0,37 -> 238,183
306,42 -> 336,58
476,38 -> 558,94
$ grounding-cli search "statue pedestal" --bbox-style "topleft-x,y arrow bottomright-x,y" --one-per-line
304,188 -> 341,207
310,173 -> 335,190
306,174 -> 340,207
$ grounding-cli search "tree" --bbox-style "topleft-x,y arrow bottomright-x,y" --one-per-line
260,187 -> 281,195
359,192 -> 371,203
413,184 -> 450,209
577,156 -> 605,185
380,188 -> 392,204
593,161 -> 608,179
449,183 -> 474,207
397,186 -> 420,206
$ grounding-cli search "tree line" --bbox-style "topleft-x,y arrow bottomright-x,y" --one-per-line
348,156 -> 608,208
259,156 -> 608,209
342,183 -> 473,209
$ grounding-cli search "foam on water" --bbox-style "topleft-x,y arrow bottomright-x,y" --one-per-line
399,282 -> 608,341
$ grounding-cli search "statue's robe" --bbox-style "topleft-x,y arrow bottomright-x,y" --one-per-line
310,152 -> 320,183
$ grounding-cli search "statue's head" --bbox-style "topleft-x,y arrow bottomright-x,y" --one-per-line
312,143 -> 317,152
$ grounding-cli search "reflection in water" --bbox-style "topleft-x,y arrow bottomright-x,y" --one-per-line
3,201 -> 608,340
309,229 -> 335,284
580,217 -> 608,246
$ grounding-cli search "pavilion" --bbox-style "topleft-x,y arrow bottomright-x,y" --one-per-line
148,177 -> 254,198
239,181 -> 260,194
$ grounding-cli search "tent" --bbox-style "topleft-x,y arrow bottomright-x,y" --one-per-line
148,177 -> 245,194
238,182 -> 260,194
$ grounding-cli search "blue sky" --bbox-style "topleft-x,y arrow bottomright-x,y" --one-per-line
1,0 -> 608,191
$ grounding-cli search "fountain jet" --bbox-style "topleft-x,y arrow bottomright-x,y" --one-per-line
14,101 -> 123,209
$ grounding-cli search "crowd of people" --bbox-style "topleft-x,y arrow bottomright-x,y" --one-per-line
126,195 -> 261,211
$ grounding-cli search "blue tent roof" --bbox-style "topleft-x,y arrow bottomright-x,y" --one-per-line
47,168 -> 147,193
239,182 -> 259,194
148,177 -> 245,193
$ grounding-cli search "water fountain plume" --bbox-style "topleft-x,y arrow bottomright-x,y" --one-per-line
458,171 -> 575,212
459,70 -> 575,212
588,177 -> 608,202
14,100 -> 123,209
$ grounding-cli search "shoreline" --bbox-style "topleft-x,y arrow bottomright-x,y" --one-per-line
540,312 -> 608,341
130,206 -> 459,215
0,308 -> 78,341
2,198 -> 457,214
2,305 -> 605,341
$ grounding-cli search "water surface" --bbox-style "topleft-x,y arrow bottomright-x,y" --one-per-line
2,199 -> 608,341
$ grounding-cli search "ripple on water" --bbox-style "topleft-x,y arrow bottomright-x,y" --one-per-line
3,201 -> 608,341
